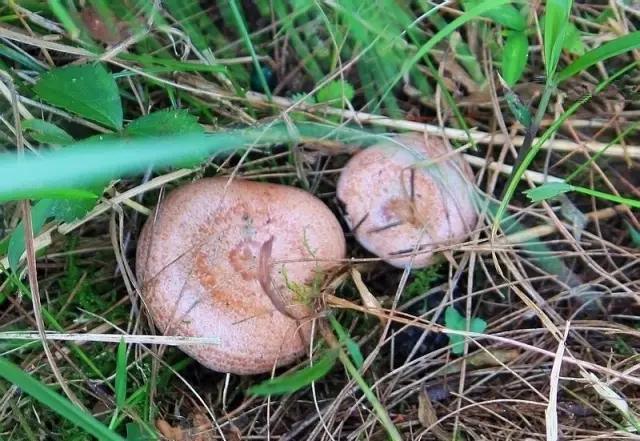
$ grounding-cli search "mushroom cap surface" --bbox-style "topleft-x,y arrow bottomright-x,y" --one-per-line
337,133 -> 477,268
136,177 -> 346,375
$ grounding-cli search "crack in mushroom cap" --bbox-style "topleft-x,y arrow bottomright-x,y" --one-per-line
136,177 -> 346,375
337,133 -> 477,268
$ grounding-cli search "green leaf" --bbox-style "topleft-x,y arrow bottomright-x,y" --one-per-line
462,0 -> 525,30
247,349 -> 339,396
33,63 -> 123,130
563,22 -> 586,55
543,0 -> 573,78
8,199 -> 54,271
503,86 -> 533,128
49,189 -> 101,223
523,182 -> 573,202
316,80 -> 355,106
22,119 -> 75,145
115,338 -> 127,409
329,315 -> 364,369
124,110 -> 204,137
502,30 -> 529,86
0,356 -> 126,441
444,306 -> 487,355
625,222 -> 640,248
556,31 -> 640,83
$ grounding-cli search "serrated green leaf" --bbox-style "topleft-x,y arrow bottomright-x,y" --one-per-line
33,63 -> 123,130
247,349 -> 338,396
329,315 -> 364,369
0,356 -> 126,441
556,31 -> 640,83
462,0 -> 525,30
523,181 -> 573,202
316,80 -> 355,106
625,222 -> 640,248
444,306 -> 487,355
22,119 -> 75,145
115,337 -> 127,410
8,199 -> 54,271
543,0 -> 573,78
124,110 -> 204,137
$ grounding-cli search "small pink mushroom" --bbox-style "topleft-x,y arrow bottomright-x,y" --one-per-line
136,177 -> 346,374
337,133 -> 477,268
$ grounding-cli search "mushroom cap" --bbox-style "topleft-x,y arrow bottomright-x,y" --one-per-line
337,133 -> 477,268
136,177 -> 346,375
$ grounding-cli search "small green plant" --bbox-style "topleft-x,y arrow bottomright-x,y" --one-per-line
444,306 -> 487,355
404,263 -> 443,299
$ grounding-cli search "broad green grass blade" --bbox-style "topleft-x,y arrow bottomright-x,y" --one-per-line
556,31 -> 640,83
247,349 -> 339,396
0,356 -> 126,441
0,123 -> 380,201
543,0 -> 573,78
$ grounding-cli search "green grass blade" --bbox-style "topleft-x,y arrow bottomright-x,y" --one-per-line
115,337 -> 127,409
247,349 -> 339,396
543,0 -> 573,78
328,315 -> 364,369
0,356 -> 126,441
228,0 -> 272,99
571,186 -> 640,208
47,0 -> 81,38
556,31 -> 640,83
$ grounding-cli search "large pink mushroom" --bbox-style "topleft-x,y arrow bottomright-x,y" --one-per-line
136,177 -> 346,375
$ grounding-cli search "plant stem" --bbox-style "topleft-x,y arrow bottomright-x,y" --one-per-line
500,82 -> 555,199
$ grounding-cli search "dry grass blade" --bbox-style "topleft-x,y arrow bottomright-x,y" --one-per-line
350,268 -> 382,311
546,321 -> 570,441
